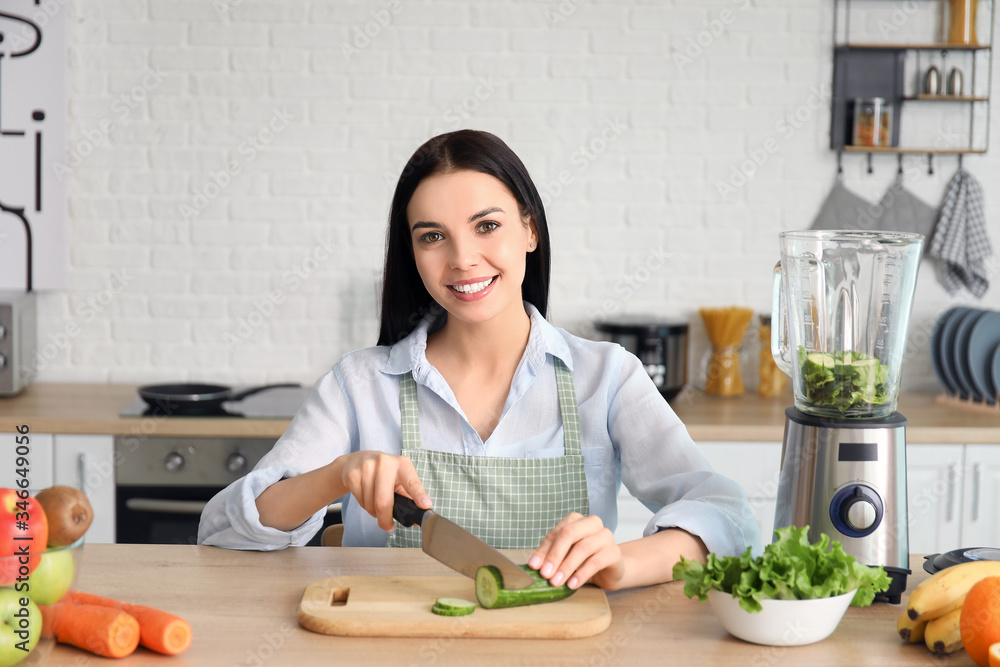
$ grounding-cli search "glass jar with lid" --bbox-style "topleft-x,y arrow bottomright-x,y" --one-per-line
852,98 -> 892,148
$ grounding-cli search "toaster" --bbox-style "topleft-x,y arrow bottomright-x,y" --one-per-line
0,290 -> 37,395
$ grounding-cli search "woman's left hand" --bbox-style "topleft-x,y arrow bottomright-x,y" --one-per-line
528,513 -> 626,591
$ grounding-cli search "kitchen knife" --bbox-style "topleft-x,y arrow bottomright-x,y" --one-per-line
392,493 -> 535,590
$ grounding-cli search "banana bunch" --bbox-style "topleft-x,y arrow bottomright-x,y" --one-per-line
896,560 -> 1000,654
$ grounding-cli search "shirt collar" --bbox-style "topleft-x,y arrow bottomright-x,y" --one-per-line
382,301 -> 573,377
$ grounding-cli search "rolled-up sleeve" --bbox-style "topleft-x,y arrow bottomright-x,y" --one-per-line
197,366 -> 357,550
198,466 -> 327,550
609,351 -> 761,558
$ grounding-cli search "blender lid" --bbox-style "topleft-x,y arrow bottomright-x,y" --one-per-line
593,316 -> 688,336
923,547 -> 1000,575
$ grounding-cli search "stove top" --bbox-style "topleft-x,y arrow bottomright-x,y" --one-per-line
119,385 -> 312,419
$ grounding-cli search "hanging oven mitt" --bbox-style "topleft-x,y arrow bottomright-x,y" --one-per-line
928,168 -> 992,297
872,176 -> 938,245
810,179 -> 874,231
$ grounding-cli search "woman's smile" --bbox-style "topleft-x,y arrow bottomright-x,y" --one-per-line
448,275 -> 498,299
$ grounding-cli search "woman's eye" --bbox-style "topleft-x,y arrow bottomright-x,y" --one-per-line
478,221 -> 500,233
419,231 -> 443,244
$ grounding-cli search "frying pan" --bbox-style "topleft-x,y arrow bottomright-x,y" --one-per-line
137,383 -> 301,414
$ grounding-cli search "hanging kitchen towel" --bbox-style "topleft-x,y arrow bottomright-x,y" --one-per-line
810,180 -> 874,230
928,169 -> 991,297
871,177 -> 938,244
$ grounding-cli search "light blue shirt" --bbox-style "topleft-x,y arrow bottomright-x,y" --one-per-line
198,303 -> 761,557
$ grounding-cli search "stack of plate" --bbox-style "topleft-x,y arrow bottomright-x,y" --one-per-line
931,307 -> 1000,405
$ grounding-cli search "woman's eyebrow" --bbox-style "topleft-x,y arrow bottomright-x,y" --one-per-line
469,206 -> 503,222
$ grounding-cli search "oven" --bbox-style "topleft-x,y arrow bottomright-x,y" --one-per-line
114,386 -> 341,545
114,436 -> 272,544
113,435 -> 342,546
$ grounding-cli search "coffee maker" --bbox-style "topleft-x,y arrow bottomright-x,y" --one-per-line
771,230 -> 923,604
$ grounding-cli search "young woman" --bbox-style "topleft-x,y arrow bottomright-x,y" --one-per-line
199,130 -> 760,591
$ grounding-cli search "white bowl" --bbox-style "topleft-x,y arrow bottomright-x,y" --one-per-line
707,589 -> 856,647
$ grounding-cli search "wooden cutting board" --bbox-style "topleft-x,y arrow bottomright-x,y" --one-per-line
298,574 -> 612,639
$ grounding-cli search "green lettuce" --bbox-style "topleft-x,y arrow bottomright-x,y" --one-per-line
671,525 -> 891,613
798,347 -> 890,413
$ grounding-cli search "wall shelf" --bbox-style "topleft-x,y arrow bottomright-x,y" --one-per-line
830,0 -> 994,159
836,42 -> 992,51
841,146 -> 987,154
907,94 -> 989,102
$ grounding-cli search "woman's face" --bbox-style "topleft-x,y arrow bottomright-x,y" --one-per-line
406,169 -> 536,328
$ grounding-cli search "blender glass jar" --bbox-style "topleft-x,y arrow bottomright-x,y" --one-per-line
771,231 -> 923,418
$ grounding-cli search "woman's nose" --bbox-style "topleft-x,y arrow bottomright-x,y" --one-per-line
448,237 -> 478,270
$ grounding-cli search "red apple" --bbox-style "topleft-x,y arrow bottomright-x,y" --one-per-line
0,489 -> 49,587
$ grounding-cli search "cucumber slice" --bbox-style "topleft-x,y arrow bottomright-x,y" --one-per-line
475,564 -> 577,609
431,598 -> 476,617
432,597 -> 477,613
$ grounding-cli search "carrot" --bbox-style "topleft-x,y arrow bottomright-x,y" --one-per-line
64,590 -> 193,655
42,602 -> 140,658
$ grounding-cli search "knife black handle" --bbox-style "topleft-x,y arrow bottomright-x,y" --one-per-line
392,493 -> 427,527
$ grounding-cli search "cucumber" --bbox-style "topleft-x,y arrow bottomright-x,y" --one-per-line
431,597 -> 477,616
431,602 -> 476,616
474,564 -> 577,609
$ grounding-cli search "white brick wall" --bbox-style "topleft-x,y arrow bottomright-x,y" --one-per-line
28,0 -> 1000,394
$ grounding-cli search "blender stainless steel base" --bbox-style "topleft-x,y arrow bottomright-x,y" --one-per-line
773,407 -> 910,604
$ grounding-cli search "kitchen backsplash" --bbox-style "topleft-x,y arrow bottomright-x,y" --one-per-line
24,0 -> 1000,391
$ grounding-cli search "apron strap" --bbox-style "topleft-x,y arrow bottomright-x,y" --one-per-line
553,357 -> 582,456
398,355 -> 581,454
399,372 -> 422,449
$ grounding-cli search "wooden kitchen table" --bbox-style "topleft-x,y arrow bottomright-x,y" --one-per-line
45,545 -> 974,666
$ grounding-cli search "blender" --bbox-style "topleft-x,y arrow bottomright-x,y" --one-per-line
771,230 -> 923,604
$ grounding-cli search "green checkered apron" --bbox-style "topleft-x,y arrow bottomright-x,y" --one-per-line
386,358 -> 590,549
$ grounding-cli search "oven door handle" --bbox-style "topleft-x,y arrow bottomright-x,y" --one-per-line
124,498 -> 208,515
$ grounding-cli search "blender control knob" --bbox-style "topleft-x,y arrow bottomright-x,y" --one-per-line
845,497 -> 878,531
830,484 -> 884,538
226,453 -> 247,473
164,452 -> 185,472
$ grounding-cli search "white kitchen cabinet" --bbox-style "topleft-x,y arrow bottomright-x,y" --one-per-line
0,431 -> 54,491
699,442 -> 783,546
52,435 -> 116,544
614,487 -> 651,544
0,432 -> 115,543
906,444 -> 964,556
960,445 -> 1000,548
613,441 -> 783,547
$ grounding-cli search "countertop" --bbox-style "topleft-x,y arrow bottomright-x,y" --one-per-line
3,382 -> 1000,442
45,544 -> 970,666
0,383 -> 294,438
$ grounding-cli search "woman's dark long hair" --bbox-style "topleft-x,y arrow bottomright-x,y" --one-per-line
377,130 -> 551,345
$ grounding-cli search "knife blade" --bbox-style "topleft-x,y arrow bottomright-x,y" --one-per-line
392,493 -> 535,590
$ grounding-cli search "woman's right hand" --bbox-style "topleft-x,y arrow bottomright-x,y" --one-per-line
336,451 -> 431,531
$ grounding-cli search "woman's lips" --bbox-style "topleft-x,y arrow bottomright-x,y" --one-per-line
448,276 -> 498,301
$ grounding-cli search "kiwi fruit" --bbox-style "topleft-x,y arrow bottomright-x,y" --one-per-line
35,485 -> 94,547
